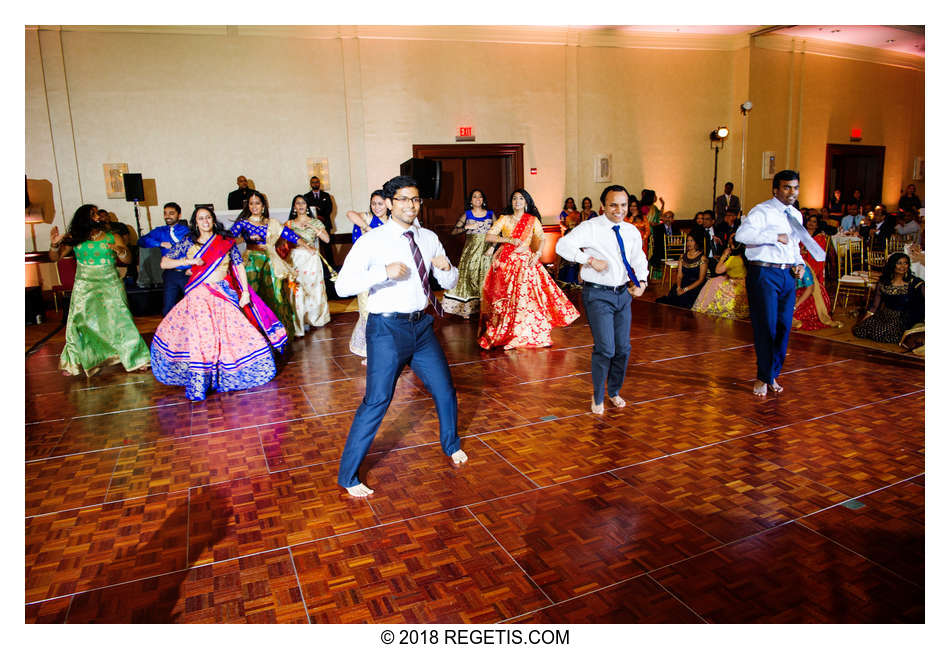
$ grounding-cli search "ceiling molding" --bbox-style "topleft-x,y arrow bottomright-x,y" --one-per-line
753,33 -> 924,71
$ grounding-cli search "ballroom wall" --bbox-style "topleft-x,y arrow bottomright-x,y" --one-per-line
26,26 -> 924,253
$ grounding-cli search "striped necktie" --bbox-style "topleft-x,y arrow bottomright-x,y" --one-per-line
403,230 -> 444,317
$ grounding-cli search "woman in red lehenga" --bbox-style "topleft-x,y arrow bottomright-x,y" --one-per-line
478,189 -> 580,349
792,213 -> 842,331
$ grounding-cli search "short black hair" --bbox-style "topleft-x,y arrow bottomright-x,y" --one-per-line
725,208 -> 739,216
600,185 -> 629,206
724,182 -> 734,191
382,175 -> 418,199
772,169 -> 799,190
310,176 -> 319,182
163,202 -> 182,215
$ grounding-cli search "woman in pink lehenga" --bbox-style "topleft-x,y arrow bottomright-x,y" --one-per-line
150,206 -> 289,401
478,189 -> 580,350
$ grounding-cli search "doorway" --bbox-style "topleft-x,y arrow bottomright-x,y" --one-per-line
411,143 -> 524,263
824,144 -> 886,208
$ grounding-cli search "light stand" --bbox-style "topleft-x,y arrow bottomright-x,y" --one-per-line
709,126 -> 729,212
132,199 -> 143,238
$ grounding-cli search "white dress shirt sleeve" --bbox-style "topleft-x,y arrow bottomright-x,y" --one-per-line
427,231 -> 459,290
555,220 -> 594,265
334,235 -> 389,297
735,206 -> 781,248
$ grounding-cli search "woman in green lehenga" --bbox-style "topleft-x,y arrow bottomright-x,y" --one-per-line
49,204 -> 150,376
228,190 -> 315,337
441,189 -> 495,318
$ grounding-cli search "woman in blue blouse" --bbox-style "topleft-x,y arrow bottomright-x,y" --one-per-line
228,190 -> 316,336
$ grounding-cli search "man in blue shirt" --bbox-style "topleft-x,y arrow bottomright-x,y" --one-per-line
138,202 -> 192,315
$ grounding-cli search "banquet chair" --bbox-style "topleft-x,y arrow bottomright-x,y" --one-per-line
833,238 -> 869,313
661,233 -> 686,289
51,256 -> 77,312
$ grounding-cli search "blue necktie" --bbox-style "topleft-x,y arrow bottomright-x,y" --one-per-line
612,225 -> 640,288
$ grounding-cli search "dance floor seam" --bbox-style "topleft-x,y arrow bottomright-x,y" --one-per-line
25,300 -> 924,622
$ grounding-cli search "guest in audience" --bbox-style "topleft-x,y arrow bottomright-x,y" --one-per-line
631,210 -> 651,257
860,204 -> 894,251
346,190 -> 389,361
137,201 -> 192,315
579,196 -> 597,222
692,211 -> 704,228
151,206 -> 287,401
701,210 -> 722,260
839,204 -> 862,234
287,194 -> 332,334
304,176 -> 338,298
229,190 -> 314,336
853,252 -> 924,344
625,195 -> 639,219
714,181 -> 741,221
227,175 -> 253,210
443,189 -> 495,317
819,207 -> 838,233
692,235 -> 749,319
649,210 -> 676,281
656,230 -> 707,309
479,188 -> 579,349
559,197 -> 579,234
898,183 -> 922,215
802,213 -> 830,283
828,188 -> 844,217
894,210 -> 921,239
555,185 -> 647,415
847,188 -> 864,214
49,204 -> 150,376
714,208 -> 740,246
791,263 -> 841,331
640,189 -> 664,225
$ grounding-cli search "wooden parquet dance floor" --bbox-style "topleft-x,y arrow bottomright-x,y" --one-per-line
25,296 -> 924,623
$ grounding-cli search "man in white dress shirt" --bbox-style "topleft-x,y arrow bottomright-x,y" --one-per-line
555,185 -> 647,415
334,175 -> 468,497
735,170 -> 813,397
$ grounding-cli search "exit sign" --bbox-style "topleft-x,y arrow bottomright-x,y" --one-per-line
456,126 -> 475,142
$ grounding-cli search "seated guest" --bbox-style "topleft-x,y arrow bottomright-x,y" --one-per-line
791,265 -> 842,331
898,183 -> 922,215
649,210 -> 676,281
559,197 -> 579,233
692,211 -> 704,228
819,207 -> 838,234
860,205 -> 894,250
137,201 -> 192,315
828,188 -> 844,217
853,252 -> 924,344
692,235 -> 749,319
657,230 -> 707,309
700,210 -> 722,263
894,210 -> 921,239
714,208 -> 740,248
839,204 -> 862,234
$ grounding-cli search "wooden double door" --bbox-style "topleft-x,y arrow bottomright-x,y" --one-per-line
411,143 -> 524,263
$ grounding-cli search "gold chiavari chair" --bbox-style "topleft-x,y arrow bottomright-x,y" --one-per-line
833,238 -> 870,313
887,232 -> 917,256
662,233 -> 686,288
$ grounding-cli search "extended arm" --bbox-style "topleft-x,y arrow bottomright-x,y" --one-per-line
333,237 -> 390,298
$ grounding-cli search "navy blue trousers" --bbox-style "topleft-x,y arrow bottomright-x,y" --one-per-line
162,269 -> 188,316
745,265 -> 796,384
583,285 -> 632,404
337,312 -> 460,488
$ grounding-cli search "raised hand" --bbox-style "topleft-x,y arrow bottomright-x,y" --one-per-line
50,227 -> 64,245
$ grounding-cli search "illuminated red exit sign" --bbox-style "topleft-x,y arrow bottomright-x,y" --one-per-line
456,126 -> 475,142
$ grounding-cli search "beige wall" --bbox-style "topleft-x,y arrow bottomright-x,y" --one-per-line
26,26 -> 924,259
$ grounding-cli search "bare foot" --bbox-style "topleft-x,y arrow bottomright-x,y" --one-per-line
752,380 -> 768,397
451,449 -> 468,464
608,395 -> 626,408
769,380 -> 784,393
591,397 -> 604,415
344,483 -> 374,497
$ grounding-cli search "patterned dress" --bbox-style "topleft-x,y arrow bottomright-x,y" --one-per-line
478,213 -> 580,349
287,217 -> 331,333
656,253 -> 706,309
853,278 -> 924,343
228,218 -> 300,335
442,209 -> 494,317
150,235 -> 288,401
59,232 -> 151,376
692,254 -> 750,319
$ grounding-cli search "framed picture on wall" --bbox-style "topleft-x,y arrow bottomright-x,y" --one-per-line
593,154 -> 612,182
761,152 -> 776,180
307,158 -> 330,190
103,163 -> 129,198
913,156 -> 924,181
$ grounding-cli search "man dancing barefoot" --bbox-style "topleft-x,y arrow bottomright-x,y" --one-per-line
556,185 -> 647,414
335,175 -> 468,496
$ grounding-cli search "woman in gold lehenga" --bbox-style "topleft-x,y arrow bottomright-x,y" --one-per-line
478,189 -> 579,350
286,194 -> 332,334
441,189 -> 495,318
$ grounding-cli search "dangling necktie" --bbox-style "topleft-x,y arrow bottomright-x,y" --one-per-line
785,209 -> 826,262
612,225 -> 641,288
403,230 -> 444,317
